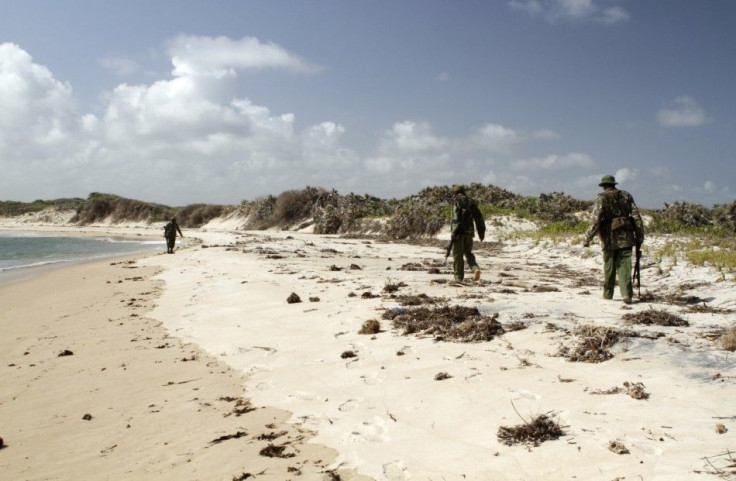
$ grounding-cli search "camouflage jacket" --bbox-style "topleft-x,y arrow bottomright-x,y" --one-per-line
164,221 -> 183,239
451,194 -> 486,238
584,188 -> 644,249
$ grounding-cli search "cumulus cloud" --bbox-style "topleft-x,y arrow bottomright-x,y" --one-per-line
0,38 -> 629,205
167,35 -> 320,78
509,0 -> 630,24
614,167 -> 637,183
657,96 -> 708,127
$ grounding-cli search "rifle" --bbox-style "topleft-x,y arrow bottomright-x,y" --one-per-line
632,242 -> 642,298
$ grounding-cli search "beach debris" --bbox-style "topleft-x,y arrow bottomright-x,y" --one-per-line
559,325 -> 630,363
329,265 -> 342,271
428,267 -> 441,274
590,386 -> 625,395
0,436 -> 5,448
504,321 -> 528,332
286,292 -> 302,304
624,381 -> 649,400
259,443 -> 295,458
622,309 -> 689,327
225,398 -> 256,417
348,292 -> 356,297
323,470 -> 342,480
341,350 -> 357,359
358,319 -> 381,335
383,281 -> 408,293
720,327 -> 736,351
532,285 -> 560,293
399,262 -> 424,271
393,293 -> 444,306
361,291 -> 378,299
639,290 -> 703,306
434,372 -> 452,381
209,430 -> 248,445
385,305 -> 504,342
608,440 -> 630,454
699,450 -> 736,477
716,423 -> 728,434
497,414 -> 564,447
231,473 -> 254,480
350,264 -> 362,270
82,414 -> 93,421
309,296 -> 321,302
58,349 -> 74,357
257,430 -> 287,441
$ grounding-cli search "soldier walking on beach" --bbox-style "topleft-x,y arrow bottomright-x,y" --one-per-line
164,218 -> 184,254
450,185 -> 486,282
583,175 -> 644,303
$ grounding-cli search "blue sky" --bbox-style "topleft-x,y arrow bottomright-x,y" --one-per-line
1,0 -> 734,208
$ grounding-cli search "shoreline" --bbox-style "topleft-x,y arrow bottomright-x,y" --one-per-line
0,247 -> 369,480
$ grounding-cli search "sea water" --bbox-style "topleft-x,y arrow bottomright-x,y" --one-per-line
0,231 -> 164,283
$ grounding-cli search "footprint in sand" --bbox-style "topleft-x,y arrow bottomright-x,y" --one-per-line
360,373 -> 381,385
348,416 -> 389,443
382,460 -> 409,480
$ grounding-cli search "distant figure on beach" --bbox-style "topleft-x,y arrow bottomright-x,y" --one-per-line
583,175 -> 644,304
450,185 -> 486,282
164,218 -> 184,254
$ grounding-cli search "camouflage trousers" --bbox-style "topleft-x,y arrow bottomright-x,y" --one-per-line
603,247 -> 633,299
452,234 -> 479,281
166,236 -> 176,253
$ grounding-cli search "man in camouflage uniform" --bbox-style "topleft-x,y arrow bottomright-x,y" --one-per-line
583,175 -> 644,303
450,185 -> 486,282
164,218 -> 184,254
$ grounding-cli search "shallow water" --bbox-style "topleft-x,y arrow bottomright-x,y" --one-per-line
0,231 -> 163,283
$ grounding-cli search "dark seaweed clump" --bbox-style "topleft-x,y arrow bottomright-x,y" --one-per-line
383,305 -> 504,342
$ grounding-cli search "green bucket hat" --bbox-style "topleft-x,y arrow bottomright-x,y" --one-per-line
599,175 -> 617,187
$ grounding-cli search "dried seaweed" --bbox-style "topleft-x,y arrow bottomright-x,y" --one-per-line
383,282 -> 408,293
393,293 -> 445,306
359,319 -> 381,335
608,440 -> 629,454
622,309 -> 689,327
560,325 -> 630,363
624,381 -> 649,399
259,444 -> 295,458
286,293 -> 301,304
210,430 -> 248,445
497,414 -> 564,447
388,306 -> 504,342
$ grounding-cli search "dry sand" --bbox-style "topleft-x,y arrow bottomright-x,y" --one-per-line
0,251 -> 366,480
1,220 -> 735,480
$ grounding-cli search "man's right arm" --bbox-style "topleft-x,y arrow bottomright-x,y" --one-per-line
583,196 -> 603,247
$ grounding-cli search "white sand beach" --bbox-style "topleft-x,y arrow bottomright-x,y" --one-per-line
1,219 -> 735,480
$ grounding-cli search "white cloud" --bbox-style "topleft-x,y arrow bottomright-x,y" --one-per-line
436,72 -> 450,82
167,35 -> 320,78
657,96 -> 708,127
511,152 -> 594,171
98,56 -> 140,76
509,0 -> 630,24
379,121 -> 448,153
614,167 -> 637,183
703,180 -> 717,193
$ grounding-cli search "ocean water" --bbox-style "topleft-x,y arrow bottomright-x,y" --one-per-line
0,231 -> 164,282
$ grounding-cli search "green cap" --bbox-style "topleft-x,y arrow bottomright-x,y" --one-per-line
599,175 -> 617,187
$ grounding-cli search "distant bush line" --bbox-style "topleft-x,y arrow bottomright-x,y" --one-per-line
1,186 -> 734,238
